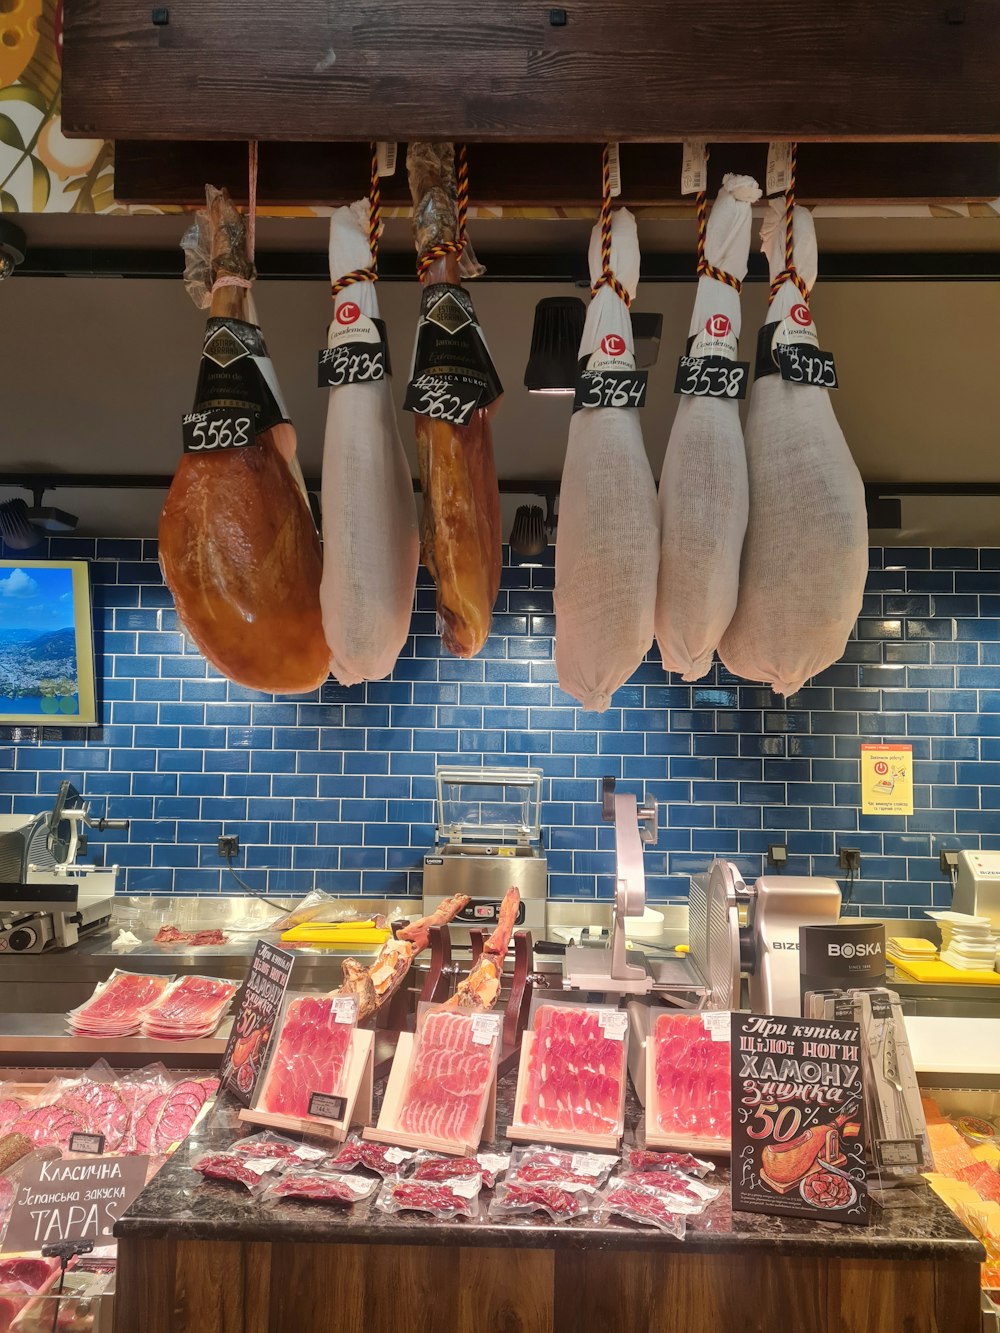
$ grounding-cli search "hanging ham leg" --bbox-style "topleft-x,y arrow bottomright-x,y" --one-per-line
159,187 -> 330,695
407,143 -> 501,659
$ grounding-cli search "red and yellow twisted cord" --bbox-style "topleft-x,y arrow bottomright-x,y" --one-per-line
695,188 -> 742,291
590,144 -> 631,307
417,143 -> 470,281
768,144 -> 810,306
331,144 -> 381,297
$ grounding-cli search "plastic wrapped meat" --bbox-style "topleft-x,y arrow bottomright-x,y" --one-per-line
719,202 -> 868,695
191,1150 -> 281,1190
653,1012 -> 731,1144
378,1178 -> 479,1219
160,185 -> 331,694
139,975 -> 237,1040
599,1182 -> 687,1235
67,971 -> 171,1038
321,201 -> 419,685
260,1167 -> 377,1206
257,996 -> 353,1121
554,208 -> 659,711
521,1006 -> 626,1137
655,174 -> 760,679
398,1009 -> 497,1144
490,1181 -> 589,1222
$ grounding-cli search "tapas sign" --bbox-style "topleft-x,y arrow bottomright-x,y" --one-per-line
731,1013 -> 868,1224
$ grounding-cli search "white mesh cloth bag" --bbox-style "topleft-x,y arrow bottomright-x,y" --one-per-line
320,202 -> 419,685
718,201 -> 868,696
554,208 -> 660,712
655,173 -> 760,680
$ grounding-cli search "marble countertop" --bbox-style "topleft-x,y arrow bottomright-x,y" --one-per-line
116,1079 -> 985,1262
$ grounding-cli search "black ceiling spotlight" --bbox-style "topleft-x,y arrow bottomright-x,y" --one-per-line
0,488 -> 78,551
0,220 -> 26,282
509,504 -> 548,558
524,296 -> 586,394
631,311 -> 663,369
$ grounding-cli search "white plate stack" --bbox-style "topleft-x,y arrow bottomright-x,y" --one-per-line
927,910 -> 1000,971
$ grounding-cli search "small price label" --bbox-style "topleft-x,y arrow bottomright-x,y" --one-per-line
68,1133 -> 105,1156
674,356 -> 749,400
318,342 -> 386,387
766,141 -> 794,197
701,1011 -> 732,1042
681,139 -> 707,196
573,369 -> 648,413
332,996 -> 358,1024
471,1014 -> 501,1046
182,407 -> 255,454
308,1092 -> 347,1122
403,373 -> 482,426
570,1151 -> 617,1176
598,1009 -> 629,1039
776,344 -> 838,389
385,1146 -> 412,1164
876,1139 -> 922,1169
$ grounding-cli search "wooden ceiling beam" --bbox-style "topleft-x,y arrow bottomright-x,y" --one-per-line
113,141 -> 1000,208
64,1 -> 1000,143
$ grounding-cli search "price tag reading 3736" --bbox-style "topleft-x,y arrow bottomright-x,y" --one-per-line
317,344 -> 386,388
182,408 -> 255,454
573,369 -> 648,412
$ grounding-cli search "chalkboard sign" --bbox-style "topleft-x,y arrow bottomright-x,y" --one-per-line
731,1013 -> 868,1224
2,1156 -> 149,1253
220,940 -> 295,1107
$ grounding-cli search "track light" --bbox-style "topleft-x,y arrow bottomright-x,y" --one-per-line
0,220 -> 26,281
509,505 -> 548,558
524,297 -> 586,394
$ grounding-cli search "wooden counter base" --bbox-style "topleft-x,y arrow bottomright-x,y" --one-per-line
114,1235 -> 980,1333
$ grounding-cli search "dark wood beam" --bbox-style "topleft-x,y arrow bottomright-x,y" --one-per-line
112,141 -> 1000,208
64,1 -> 1000,143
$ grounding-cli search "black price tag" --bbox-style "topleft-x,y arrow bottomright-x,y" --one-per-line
181,407 -> 256,454
776,344 -> 838,389
308,1092 -> 347,1122
403,373 -> 482,426
68,1133 -> 105,1156
572,369 -> 648,413
674,355 -> 749,400
318,342 -> 387,387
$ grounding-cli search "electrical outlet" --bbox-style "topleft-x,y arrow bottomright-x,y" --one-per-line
939,849 -> 959,875
767,843 -> 788,870
838,847 -> 861,873
218,834 -> 239,859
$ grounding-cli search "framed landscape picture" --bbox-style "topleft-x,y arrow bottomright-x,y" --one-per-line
0,561 -> 98,726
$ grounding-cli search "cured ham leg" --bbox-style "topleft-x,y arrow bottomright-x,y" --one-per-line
407,142 -> 501,658
444,886 -> 520,1011
336,893 -> 470,1022
159,186 -> 330,694
321,201 -> 419,684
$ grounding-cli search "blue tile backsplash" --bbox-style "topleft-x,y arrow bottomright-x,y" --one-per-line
4,538 -> 1000,917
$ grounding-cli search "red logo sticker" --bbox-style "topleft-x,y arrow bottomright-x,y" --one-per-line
336,302 -> 361,326
706,314 -> 731,339
600,333 -> 626,357
790,303 -> 812,327
874,760 -> 889,775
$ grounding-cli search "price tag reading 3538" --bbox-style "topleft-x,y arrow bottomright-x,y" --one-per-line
182,408 -> 255,454
573,369 -> 648,412
674,356 -> 749,400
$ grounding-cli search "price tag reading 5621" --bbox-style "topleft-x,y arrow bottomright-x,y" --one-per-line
317,343 -> 386,388
182,408 -> 255,454
775,344 -> 838,389
674,356 -> 749,400
403,373 -> 481,426
573,369 -> 648,413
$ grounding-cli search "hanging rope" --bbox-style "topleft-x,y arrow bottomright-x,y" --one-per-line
332,144 -> 382,296
417,143 -> 470,281
210,141 -> 258,296
590,145 -> 631,307
695,187 -> 742,292
768,143 -> 810,306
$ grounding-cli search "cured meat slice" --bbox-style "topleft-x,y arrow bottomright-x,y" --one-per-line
11,1104 -> 83,1150
410,1154 -> 498,1189
68,971 -> 171,1038
655,174 -> 760,679
0,1099 -> 26,1137
600,1183 -> 687,1234
0,1260 -> 58,1292
257,996 -> 353,1121
149,1079 -> 212,1153
191,1150 -> 279,1190
554,206 -> 659,711
491,1181 -> 586,1221
378,1179 -> 478,1219
625,1148 -> 713,1178
653,1012 -> 731,1143
407,142 -> 501,658
159,185 -> 331,694
154,926 -> 228,947
262,1167 -> 377,1206
321,200 -> 419,684
521,1005 -> 626,1137
718,201 -> 868,695
398,1010 -> 497,1146
60,1077 -> 129,1150
139,975 -> 237,1040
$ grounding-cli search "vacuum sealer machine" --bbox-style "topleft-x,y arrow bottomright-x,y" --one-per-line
0,781 -> 128,952
422,765 -> 547,936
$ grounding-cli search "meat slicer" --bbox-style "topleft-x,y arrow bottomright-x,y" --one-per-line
0,781 -> 127,952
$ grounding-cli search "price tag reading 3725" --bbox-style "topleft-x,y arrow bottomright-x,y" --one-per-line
573,369 -> 648,412
775,344 -> 838,389
182,408 -> 255,454
403,373 -> 480,426
674,356 -> 749,400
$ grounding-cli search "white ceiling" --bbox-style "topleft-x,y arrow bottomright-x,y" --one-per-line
2,212 -> 1000,544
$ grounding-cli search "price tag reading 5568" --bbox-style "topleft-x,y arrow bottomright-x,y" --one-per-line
573,369 -> 648,412
181,408 -> 255,454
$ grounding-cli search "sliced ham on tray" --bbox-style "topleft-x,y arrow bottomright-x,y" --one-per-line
398,1010 -> 497,1145
68,970 -> 172,1038
521,1005 -> 626,1137
257,996 -> 353,1121
139,975 -> 237,1040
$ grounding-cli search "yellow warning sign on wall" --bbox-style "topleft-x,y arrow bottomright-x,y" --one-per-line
861,744 -> 914,816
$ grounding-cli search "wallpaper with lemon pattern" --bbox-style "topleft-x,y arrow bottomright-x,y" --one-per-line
1,0 -> 998,222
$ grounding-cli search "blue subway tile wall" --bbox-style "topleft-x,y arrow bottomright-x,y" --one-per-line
3,539 -> 1000,916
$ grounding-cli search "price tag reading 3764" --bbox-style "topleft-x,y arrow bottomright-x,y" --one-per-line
182,408 -> 255,454
573,369 -> 648,412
